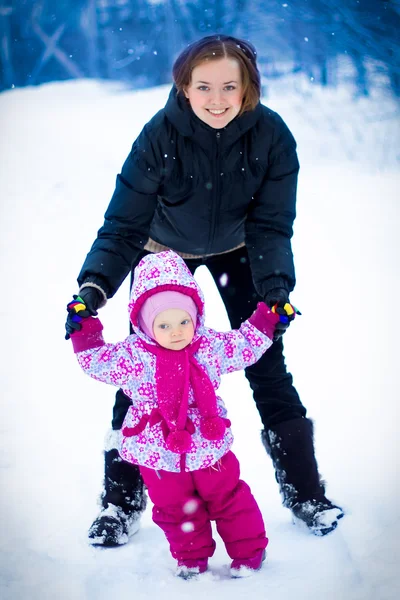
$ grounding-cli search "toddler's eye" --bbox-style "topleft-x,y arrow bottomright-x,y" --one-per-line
181,319 -> 190,325
159,324 -> 169,330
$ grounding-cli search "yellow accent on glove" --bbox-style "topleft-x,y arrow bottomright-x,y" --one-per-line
74,302 -> 86,313
283,303 -> 294,316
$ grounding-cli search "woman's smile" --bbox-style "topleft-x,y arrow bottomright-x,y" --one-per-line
184,58 -> 243,129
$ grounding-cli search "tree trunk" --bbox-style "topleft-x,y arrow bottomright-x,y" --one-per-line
82,0 -> 100,78
0,4 -> 14,88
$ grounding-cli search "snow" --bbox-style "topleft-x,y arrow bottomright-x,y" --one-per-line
0,78 -> 399,600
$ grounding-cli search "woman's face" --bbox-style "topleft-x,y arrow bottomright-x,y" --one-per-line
184,57 -> 243,129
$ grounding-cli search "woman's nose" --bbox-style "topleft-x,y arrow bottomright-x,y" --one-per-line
211,89 -> 223,104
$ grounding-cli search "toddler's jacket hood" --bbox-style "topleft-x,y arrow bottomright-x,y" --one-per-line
129,251 -> 205,337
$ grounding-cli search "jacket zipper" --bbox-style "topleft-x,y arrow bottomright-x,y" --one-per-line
207,131 -> 221,253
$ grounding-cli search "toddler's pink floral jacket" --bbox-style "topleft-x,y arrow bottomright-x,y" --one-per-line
71,251 -> 277,472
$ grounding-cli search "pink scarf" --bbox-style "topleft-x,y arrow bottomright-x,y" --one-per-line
122,338 -> 230,453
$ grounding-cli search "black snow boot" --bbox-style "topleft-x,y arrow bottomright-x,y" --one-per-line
88,449 -> 147,546
262,417 -> 344,536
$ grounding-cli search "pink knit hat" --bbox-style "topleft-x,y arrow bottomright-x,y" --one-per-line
138,291 -> 198,340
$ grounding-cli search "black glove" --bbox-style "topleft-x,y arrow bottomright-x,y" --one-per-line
264,288 -> 290,341
78,286 -> 104,315
65,287 -> 104,340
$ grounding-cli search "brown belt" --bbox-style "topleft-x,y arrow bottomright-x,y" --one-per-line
144,237 -> 245,259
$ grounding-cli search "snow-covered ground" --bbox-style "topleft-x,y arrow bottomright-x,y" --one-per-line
0,78 -> 399,600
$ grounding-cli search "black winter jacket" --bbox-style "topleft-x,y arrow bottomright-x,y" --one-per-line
78,87 -> 299,300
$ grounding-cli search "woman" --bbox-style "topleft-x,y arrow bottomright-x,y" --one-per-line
66,34 -> 343,544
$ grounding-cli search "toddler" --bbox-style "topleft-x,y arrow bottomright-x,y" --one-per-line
69,250 -> 295,578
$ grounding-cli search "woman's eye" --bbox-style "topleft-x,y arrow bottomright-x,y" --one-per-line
198,86 -> 209,91
224,85 -> 236,91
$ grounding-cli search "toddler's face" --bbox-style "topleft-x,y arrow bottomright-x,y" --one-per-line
153,308 -> 195,350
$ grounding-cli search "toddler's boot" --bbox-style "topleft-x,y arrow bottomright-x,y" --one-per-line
175,558 -> 208,580
230,549 -> 266,578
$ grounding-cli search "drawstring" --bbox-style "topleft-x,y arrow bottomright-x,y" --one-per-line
122,406 -> 194,442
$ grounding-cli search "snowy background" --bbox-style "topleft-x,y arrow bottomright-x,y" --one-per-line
0,77 -> 399,599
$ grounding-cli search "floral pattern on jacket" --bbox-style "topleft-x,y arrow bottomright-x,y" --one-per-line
74,251 -> 273,472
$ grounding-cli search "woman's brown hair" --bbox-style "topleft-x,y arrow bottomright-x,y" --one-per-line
172,35 -> 261,115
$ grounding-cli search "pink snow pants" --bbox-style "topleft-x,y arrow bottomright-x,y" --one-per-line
139,451 -> 268,561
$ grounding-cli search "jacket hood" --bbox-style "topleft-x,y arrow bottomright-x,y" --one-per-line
164,85 -> 263,144
129,251 -> 205,338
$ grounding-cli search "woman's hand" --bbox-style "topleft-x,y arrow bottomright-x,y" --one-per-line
264,288 -> 299,341
65,286 -> 105,340
77,286 -> 105,315
65,296 -> 91,339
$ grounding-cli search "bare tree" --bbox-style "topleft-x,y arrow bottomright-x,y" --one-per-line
0,1 -> 13,87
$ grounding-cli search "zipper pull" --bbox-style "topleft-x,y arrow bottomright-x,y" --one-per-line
216,131 -> 221,141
